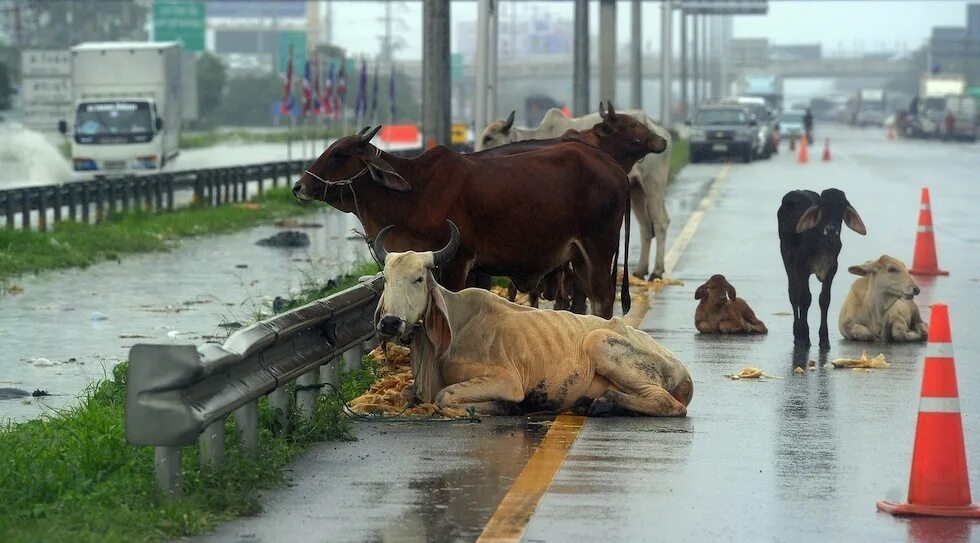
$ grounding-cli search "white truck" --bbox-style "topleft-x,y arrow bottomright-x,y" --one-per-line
855,88 -> 886,127
59,42 -> 181,172
915,73 -> 967,137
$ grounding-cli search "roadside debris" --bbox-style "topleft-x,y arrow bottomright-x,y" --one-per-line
274,218 -> 323,228
90,310 -> 108,321
5,284 -> 24,295
727,367 -> 782,380
794,367 -> 806,375
832,351 -> 889,369
256,231 -> 310,248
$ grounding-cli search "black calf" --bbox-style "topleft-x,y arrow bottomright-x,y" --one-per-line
777,189 -> 866,348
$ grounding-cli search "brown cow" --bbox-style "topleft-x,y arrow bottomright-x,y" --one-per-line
292,118 -> 660,318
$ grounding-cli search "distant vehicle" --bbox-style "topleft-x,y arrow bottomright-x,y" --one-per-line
59,41 -> 182,173
524,95 -> 564,128
855,88 -> 886,127
780,109 -> 806,141
688,104 -> 759,164
732,74 -> 784,111
911,73 -> 967,138
733,97 -> 777,158
941,95 -> 978,142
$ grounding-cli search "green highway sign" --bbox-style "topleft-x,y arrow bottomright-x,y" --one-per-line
153,0 -> 205,52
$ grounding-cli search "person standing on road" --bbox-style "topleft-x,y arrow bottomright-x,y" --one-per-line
803,108 -> 814,142
944,110 -> 955,141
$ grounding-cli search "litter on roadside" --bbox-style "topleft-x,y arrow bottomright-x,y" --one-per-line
831,351 -> 889,369
727,367 -> 782,380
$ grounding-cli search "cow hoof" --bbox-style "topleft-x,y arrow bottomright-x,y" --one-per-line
648,272 -> 663,281
586,396 -> 615,417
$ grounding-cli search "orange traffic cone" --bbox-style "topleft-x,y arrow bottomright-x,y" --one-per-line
909,188 -> 949,276
822,138 -> 831,162
797,134 -> 809,164
878,304 -> 980,518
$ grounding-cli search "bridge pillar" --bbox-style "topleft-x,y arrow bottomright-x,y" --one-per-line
573,0 -> 590,116
598,0 -> 616,107
659,0 -> 673,126
423,0 -> 450,146
630,0 -> 642,109
692,13 -> 700,107
680,10 -> 688,120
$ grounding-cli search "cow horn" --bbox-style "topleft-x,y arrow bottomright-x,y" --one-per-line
606,100 -> 617,119
356,126 -> 371,137
372,224 -> 395,265
361,125 -> 382,142
502,110 -> 516,132
432,221 -> 460,268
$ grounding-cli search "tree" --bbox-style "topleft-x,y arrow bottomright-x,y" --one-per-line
18,0 -> 148,49
196,52 -> 227,127
215,72 -> 283,127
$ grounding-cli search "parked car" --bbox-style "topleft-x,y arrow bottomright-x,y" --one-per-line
688,105 -> 760,163
733,97 -> 777,158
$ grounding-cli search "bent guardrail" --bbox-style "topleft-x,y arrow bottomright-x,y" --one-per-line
125,273 -> 385,498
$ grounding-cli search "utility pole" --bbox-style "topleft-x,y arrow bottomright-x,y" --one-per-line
693,13 -> 700,108
701,14 -> 708,100
659,0 -> 672,125
598,0 -> 616,106
680,10 -> 688,120
630,0 -> 642,109
573,0 -> 589,116
422,0 -> 450,146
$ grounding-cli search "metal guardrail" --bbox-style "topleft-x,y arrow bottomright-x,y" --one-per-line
0,144 -> 474,231
125,273 -> 385,498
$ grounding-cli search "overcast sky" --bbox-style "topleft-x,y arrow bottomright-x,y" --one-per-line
327,0 -> 975,59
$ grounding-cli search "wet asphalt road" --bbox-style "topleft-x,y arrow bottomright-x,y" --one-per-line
203,125 -> 979,543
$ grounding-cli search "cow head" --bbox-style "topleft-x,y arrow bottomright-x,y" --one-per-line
848,255 -> 921,300
594,100 -> 668,156
795,188 -> 867,237
478,110 -> 516,151
292,126 -> 410,202
694,274 -> 736,308
373,221 -> 460,352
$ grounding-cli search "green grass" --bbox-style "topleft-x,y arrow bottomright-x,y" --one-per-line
180,126 -> 350,150
0,273 -> 381,543
0,188 -> 314,281
669,138 -> 690,181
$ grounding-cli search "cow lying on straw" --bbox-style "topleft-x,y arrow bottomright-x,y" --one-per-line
373,221 -> 694,417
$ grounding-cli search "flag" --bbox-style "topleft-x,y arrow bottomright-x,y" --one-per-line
321,62 -> 334,116
312,53 -> 321,116
335,60 -> 347,120
370,62 -> 380,124
301,55 -> 313,117
280,45 -> 295,116
388,63 -> 396,122
354,58 -> 368,124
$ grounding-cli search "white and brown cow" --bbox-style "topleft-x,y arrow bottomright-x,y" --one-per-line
373,222 -> 694,417
838,255 -> 928,342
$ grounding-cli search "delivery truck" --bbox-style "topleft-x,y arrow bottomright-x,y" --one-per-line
59,41 -> 181,172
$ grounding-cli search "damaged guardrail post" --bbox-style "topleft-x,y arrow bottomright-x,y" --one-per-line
126,274 -> 385,498
296,370 -> 319,418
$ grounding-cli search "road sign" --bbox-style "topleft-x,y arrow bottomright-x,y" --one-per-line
153,0 -> 206,52
21,50 -> 71,77
20,77 -> 72,104
278,31 -> 308,73
450,123 -> 469,144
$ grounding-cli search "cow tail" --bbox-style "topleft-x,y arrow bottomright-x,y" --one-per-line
618,187 -> 632,315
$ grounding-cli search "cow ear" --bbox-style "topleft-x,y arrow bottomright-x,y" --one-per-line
844,205 -> 867,235
725,280 -> 737,302
424,282 -> 453,361
848,261 -> 876,276
694,283 -> 708,300
595,122 -> 613,138
367,156 -> 411,193
795,205 -> 822,233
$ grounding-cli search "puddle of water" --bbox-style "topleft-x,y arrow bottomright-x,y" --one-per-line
0,207 -> 369,422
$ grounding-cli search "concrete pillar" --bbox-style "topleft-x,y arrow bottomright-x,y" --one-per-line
488,1 -> 498,121
598,0 -> 616,107
423,0 -> 451,146
659,0 -> 673,126
692,13 -> 700,108
701,14 -> 708,100
680,11 -> 688,120
630,0 -> 642,109
573,0 -> 590,116
475,0 -> 491,134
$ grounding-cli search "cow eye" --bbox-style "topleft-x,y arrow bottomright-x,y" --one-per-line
888,267 -> 898,273
414,277 -> 424,284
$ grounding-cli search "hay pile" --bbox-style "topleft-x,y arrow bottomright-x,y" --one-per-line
346,344 -> 468,418
832,351 -> 889,369
617,268 -> 685,294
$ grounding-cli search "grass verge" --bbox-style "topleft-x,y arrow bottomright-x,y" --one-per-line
0,268 -> 381,543
669,138 -> 690,182
0,188 -> 315,281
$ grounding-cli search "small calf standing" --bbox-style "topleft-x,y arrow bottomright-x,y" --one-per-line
694,274 -> 768,334
777,189 -> 867,347
839,255 -> 928,342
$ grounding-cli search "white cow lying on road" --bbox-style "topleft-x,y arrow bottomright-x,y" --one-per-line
373,222 -> 694,416
479,107 -> 673,279
838,255 -> 928,342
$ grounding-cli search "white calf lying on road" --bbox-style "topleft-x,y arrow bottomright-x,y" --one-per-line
373,222 -> 694,417
838,255 -> 928,342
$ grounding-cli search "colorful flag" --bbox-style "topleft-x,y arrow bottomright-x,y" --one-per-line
312,53 -> 321,116
354,58 -> 368,124
370,62 -> 380,124
280,45 -> 295,116
335,60 -> 347,120
389,64 -> 396,122
301,55 -> 314,117
322,62 -> 334,116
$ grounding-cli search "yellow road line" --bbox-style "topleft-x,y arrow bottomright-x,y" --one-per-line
477,164 -> 731,542
476,415 -> 587,543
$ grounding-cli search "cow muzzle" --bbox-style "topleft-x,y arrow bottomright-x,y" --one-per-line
292,182 -> 313,201
377,315 -> 417,344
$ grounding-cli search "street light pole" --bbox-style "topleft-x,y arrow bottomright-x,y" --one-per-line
422,0 -> 450,146
573,0 -> 590,116
680,10 -> 688,120
659,0 -> 673,125
631,0 -> 642,109
598,0 -> 616,106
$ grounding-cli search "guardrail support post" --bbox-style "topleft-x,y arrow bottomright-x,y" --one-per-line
4,192 -> 13,229
268,386 -> 291,435
257,169 -> 265,197
68,184 -> 78,222
154,177 -> 164,211
199,419 -> 226,467
235,400 -> 259,457
320,357 -> 340,391
52,186 -> 62,225
343,344 -> 363,372
154,446 -> 182,500
36,189 -> 47,231
296,370 -> 319,419
20,189 -> 31,229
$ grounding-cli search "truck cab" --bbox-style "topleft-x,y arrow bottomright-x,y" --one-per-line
62,100 -> 165,171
